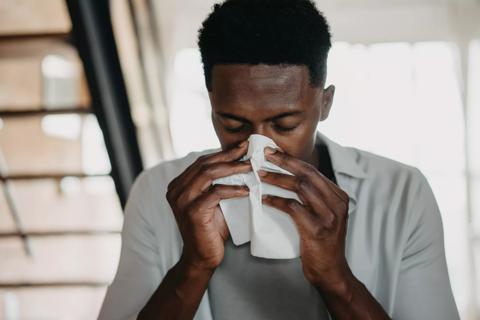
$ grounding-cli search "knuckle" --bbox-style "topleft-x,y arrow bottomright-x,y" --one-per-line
323,213 -> 336,229
286,199 -> 301,211
296,175 -> 311,192
311,220 -> 326,238
227,145 -> 241,155
208,189 -> 221,202
184,203 -> 195,218
196,154 -> 211,163
185,198 -> 207,217
233,185 -> 246,193
176,192 -> 189,208
335,200 -> 349,214
340,191 -> 349,203
303,163 -> 317,176
199,162 -> 209,172
166,186 -> 179,205
237,160 -> 250,170
202,164 -> 217,178
209,184 -> 221,194
276,152 -> 288,165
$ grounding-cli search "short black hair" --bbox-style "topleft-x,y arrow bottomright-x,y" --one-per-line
198,0 -> 332,91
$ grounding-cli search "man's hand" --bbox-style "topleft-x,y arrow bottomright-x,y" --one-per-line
259,147 -> 351,291
166,141 -> 251,271
139,143 -> 251,319
260,147 -> 390,320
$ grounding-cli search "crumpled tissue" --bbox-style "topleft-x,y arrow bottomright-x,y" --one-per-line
213,134 -> 301,259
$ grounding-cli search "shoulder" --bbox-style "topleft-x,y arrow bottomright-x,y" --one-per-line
345,147 -> 445,266
345,146 -> 437,230
356,147 -> 422,180
349,146 -> 441,238
351,147 -> 427,202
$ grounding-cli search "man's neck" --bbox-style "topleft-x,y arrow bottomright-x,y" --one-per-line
315,142 -> 336,183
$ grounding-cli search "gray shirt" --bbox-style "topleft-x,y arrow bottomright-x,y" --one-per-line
209,239 -> 330,320
208,142 -> 335,320
98,131 -> 460,320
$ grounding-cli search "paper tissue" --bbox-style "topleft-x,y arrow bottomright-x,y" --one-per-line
214,134 -> 301,259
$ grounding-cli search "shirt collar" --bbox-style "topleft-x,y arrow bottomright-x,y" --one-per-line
315,131 -> 367,216
315,131 -> 368,180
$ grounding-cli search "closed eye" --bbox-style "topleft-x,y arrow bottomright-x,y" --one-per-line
224,124 -> 247,133
273,124 -> 298,132
225,124 -> 298,133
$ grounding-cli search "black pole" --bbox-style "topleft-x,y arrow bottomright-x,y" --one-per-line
66,0 -> 143,207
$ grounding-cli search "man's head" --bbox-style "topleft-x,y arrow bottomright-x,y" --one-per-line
198,0 -> 335,164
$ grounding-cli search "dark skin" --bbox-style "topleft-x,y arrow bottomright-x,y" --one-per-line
138,64 -> 391,319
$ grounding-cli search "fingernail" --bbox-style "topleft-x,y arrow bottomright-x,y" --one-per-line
265,147 -> 276,155
258,170 -> 267,177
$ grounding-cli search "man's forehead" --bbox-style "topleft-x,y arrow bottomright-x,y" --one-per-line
209,64 -> 315,108
211,64 -> 309,87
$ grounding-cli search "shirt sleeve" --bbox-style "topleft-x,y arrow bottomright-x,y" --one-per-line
98,171 -> 162,320
392,169 -> 460,319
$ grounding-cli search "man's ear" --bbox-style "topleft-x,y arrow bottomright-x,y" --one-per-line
319,85 -> 335,121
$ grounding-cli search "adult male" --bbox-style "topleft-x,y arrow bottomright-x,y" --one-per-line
99,0 -> 459,319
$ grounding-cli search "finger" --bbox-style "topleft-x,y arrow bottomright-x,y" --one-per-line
264,148 -> 308,176
188,184 -> 249,213
259,170 -> 337,221
265,149 -> 348,203
262,194 -> 316,234
259,170 -> 297,191
169,141 -> 249,199
178,161 -> 252,206
193,161 -> 252,192
204,140 -> 249,164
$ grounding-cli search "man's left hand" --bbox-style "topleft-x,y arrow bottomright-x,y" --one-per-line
259,147 -> 354,294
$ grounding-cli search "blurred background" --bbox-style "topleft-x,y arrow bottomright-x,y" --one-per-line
0,0 -> 479,319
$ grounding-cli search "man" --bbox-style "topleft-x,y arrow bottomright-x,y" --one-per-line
99,0 -> 459,319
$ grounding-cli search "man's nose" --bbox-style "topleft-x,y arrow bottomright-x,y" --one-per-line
251,124 -> 267,137
251,125 -> 277,142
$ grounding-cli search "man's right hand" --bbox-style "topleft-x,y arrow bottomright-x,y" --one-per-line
166,141 -> 251,272
138,141 -> 251,319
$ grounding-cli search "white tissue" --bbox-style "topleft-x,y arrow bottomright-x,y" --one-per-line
213,134 -> 301,259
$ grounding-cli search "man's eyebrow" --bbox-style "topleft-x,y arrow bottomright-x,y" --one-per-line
217,111 -> 303,122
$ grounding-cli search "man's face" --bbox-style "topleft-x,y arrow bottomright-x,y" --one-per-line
208,64 -> 335,165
